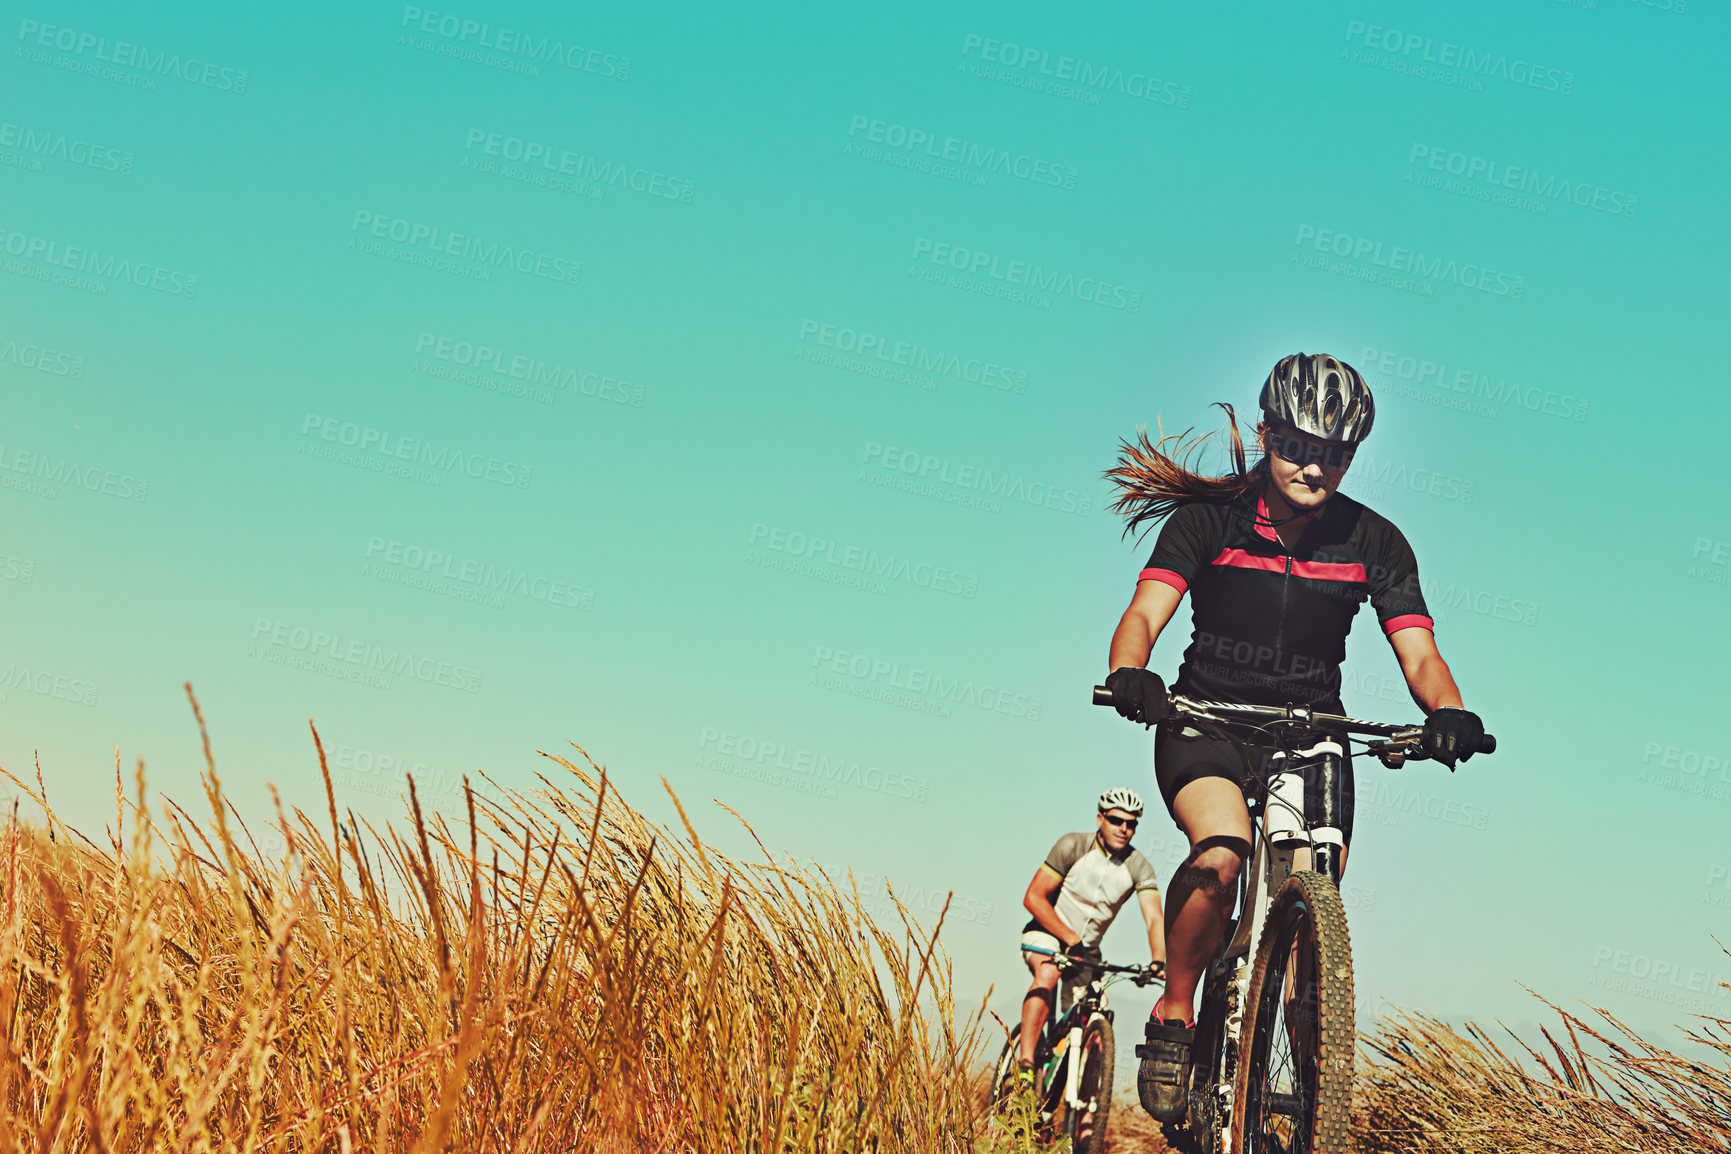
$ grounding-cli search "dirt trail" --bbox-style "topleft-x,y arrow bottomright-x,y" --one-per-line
1104,1091 -> 1173,1152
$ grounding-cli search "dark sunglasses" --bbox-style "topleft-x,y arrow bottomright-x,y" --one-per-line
1100,813 -> 1139,829
1265,429 -> 1356,471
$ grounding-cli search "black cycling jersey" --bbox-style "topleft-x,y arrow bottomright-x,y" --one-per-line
1140,491 -> 1431,711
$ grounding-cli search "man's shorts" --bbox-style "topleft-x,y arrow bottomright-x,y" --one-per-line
1020,928 -> 1063,974
1153,723 -> 1356,846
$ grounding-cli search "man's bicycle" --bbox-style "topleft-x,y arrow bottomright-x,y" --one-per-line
1092,687 -> 1495,1153
989,951 -> 1164,1153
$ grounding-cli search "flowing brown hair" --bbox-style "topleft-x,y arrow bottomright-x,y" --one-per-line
1104,403 -> 1268,540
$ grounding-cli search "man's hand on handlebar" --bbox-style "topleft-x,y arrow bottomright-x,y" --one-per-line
1420,707 -> 1486,769
1056,942 -> 1101,972
1104,667 -> 1171,726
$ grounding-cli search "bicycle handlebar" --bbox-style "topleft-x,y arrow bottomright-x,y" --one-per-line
1023,945 -> 1165,985
1091,686 -> 1496,757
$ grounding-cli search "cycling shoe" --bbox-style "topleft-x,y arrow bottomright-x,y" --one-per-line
1136,1015 -> 1194,1122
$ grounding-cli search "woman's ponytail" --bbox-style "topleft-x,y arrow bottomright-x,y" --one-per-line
1105,404 -> 1266,540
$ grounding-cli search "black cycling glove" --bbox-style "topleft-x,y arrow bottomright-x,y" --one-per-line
1105,667 -> 1170,726
1420,707 -> 1485,769
1059,942 -> 1102,977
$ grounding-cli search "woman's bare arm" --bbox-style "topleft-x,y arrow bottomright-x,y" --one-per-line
1108,581 -> 1184,671
1388,627 -> 1465,712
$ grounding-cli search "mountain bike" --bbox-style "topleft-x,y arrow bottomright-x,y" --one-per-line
990,951 -> 1163,1153
1092,687 -> 1495,1153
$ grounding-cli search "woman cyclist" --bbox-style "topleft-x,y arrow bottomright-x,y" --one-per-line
1099,353 -> 1487,1122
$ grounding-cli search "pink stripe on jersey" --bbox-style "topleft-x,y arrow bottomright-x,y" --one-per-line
1138,567 -> 1189,593
1290,559 -> 1368,583
1210,548 -> 1286,574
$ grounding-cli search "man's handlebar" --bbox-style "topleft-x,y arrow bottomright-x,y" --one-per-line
1091,685 -> 1496,756
1023,946 -> 1165,985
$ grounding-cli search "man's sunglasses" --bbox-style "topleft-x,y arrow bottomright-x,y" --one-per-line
1265,429 -> 1356,471
1100,813 -> 1138,829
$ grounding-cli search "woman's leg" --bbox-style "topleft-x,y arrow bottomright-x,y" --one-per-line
1160,776 -> 1253,1023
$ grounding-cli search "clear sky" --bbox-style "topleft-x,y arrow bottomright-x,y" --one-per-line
4,0 -> 1728,1060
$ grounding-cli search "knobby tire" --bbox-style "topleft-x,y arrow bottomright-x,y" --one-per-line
1232,870 -> 1354,1154
1065,1016 -> 1114,1154
990,1026 -> 1021,1110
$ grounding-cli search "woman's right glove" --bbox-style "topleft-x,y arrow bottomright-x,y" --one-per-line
1105,667 -> 1170,726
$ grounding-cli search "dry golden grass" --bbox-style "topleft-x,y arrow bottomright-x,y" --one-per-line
0,688 -> 1002,1151
2,689 -> 1725,1152
1353,973 -> 1731,1152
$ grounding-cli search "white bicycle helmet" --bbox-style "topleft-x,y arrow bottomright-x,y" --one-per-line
1259,353 -> 1375,443
1097,787 -> 1144,816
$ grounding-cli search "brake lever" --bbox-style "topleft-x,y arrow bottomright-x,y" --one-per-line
1366,739 -> 1426,769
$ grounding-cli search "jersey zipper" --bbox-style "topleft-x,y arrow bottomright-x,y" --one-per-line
1273,538 -> 1293,661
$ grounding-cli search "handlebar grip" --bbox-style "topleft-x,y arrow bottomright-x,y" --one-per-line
1478,733 -> 1497,755
1093,685 -> 1114,706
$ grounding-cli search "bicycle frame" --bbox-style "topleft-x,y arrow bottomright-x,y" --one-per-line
1024,950 -> 1157,1111
1055,1002 -> 1090,1112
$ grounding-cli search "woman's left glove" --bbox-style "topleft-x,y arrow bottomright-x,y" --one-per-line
1420,707 -> 1485,768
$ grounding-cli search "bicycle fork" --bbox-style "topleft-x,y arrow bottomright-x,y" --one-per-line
1063,1022 -> 1086,1109
1211,837 -> 1292,1147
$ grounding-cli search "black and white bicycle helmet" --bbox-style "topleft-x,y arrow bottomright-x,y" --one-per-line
1259,353 -> 1375,443
1097,787 -> 1144,816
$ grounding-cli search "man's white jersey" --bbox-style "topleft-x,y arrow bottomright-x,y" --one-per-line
1036,831 -> 1160,947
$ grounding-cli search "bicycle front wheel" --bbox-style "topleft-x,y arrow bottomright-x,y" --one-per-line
989,1025 -> 1022,1110
1231,871 -> 1354,1153
1064,1016 -> 1114,1154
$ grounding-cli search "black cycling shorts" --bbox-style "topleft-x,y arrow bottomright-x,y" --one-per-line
1153,724 -> 1356,846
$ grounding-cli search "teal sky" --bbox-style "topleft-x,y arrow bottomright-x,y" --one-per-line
5,0 -> 1729,1054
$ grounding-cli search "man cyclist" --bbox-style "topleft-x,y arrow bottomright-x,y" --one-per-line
1017,787 -> 1167,1076
1098,353 -> 1487,1121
